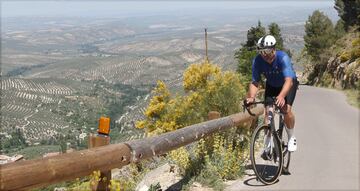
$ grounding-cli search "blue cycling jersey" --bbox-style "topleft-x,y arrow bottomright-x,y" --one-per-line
252,50 -> 296,87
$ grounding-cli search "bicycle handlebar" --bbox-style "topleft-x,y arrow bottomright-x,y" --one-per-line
243,97 -> 287,116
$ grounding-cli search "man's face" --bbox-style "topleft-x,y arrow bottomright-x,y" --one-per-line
259,48 -> 276,63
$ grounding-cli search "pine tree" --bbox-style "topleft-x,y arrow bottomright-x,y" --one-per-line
304,10 -> 335,60
235,48 -> 257,84
268,22 -> 292,57
235,21 -> 266,83
268,23 -> 284,50
334,0 -> 360,30
245,21 -> 266,50
334,19 -> 346,38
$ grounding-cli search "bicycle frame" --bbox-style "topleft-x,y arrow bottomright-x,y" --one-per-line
265,106 -> 285,160
245,98 -> 291,184
267,106 -> 286,142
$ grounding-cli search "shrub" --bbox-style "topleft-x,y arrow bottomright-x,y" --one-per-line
340,51 -> 351,62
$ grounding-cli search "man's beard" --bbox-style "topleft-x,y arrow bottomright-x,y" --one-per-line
263,53 -> 275,63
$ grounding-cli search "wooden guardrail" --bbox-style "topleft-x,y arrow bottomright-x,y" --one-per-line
0,105 -> 263,191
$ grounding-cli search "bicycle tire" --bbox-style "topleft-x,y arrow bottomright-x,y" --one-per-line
250,125 -> 283,184
280,126 -> 291,174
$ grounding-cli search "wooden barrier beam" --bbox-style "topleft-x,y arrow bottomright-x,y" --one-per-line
0,105 -> 263,190
126,105 -> 263,162
0,143 -> 131,191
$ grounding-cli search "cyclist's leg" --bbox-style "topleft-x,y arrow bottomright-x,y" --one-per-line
284,105 -> 295,129
264,83 -> 281,125
284,79 -> 299,152
284,78 -> 298,130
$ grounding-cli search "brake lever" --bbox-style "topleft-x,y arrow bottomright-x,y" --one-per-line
243,100 -> 256,116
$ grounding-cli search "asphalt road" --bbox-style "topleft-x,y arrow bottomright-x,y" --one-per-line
225,85 -> 360,191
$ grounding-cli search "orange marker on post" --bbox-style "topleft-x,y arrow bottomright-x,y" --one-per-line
89,116 -> 111,190
98,117 -> 110,136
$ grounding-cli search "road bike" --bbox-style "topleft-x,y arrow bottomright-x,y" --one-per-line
244,97 -> 291,184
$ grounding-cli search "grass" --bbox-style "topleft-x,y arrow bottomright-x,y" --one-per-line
344,89 -> 360,109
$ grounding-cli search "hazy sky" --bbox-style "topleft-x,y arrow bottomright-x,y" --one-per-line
2,1 -> 335,18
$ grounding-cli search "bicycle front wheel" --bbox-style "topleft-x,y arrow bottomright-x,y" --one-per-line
250,125 -> 283,184
280,127 -> 291,174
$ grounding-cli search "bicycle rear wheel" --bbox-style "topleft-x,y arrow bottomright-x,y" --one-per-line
250,125 -> 283,184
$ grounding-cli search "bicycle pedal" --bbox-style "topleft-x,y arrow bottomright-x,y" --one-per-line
261,151 -> 271,160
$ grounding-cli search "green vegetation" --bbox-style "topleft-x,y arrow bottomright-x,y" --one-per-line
334,0 -> 360,31
304,10 -> 336,61
0,128 -> 28,152
5,63 -> 48,77
344,86 -> 360,108
268,22 -> 291,56
244,21 -> 266,50
235,21 -> 265,84
148,182 -> 162,191
301,2 -> 359,107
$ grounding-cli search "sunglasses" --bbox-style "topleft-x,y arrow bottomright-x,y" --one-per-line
257,48 -> 274,55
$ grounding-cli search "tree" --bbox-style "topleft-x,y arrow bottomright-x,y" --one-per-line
245,21 -> 266,50
268,23 -> 284,50
59,135 -> 67,153
334,19 -> 346,38
235,48 -> 257,84
268,22 -> 292,57
304,10 -> 336,60
235,21 -> 266,83
334,0 -> 360,30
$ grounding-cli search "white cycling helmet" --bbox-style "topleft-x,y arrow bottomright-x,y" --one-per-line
257,35 -> 276,49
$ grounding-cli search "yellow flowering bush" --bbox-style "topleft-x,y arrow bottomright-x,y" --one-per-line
340,51 -> 351,62
350,37 -> 360,59
183,60 -> 221,92
169,147 -> 190,171
136,59 -> 249,185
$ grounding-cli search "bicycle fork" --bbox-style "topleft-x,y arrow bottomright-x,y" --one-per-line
266,107 -> 280,163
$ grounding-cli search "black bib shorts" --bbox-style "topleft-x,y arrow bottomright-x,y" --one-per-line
264,78 -> 299,106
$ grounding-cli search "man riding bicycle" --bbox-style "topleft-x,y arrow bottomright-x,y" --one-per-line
246,35 -> 298,153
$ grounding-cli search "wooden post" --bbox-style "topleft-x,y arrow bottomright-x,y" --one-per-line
206,111 -> 221,148
205,28 -> 209,62
208,111 -> 220,120
89,117 -> 111,191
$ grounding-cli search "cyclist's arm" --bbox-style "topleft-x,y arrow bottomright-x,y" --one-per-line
279,54 -> 295,98
278,77 -> 293,98
248,58 -> 260,101
248,82 -> 259,99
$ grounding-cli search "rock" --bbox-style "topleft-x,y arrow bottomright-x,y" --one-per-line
138,185 -> 149,191
328,57 -> 335,64
54,187 -> 67,191
188,182 -> 214,191
135,163 -> 182,191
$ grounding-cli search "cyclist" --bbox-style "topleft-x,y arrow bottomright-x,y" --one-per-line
245,35 -> 299,153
